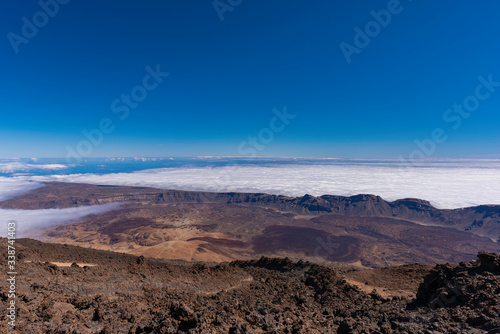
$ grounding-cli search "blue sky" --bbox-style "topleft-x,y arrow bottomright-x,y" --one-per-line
2,0 -> 500,158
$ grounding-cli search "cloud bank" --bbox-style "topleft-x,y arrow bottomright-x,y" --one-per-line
0,162 -> 68,174
0,203 -> 121,237
31,163 -> 500,209
0,177 -> 44,201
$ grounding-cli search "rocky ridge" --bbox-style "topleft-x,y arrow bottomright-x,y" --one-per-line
1,182 -> 499,241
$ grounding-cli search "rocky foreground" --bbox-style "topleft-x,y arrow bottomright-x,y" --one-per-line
1,238 -> 499,333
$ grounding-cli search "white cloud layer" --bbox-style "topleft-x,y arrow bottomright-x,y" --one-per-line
30,163 -> 500,209
0,203 -> 121,237
0,177 -> 44,201
0,162 -> 68,173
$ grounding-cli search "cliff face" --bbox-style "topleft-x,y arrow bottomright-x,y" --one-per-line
1,182 -> 499,241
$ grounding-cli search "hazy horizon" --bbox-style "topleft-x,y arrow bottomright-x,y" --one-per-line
0,157 -> 498,209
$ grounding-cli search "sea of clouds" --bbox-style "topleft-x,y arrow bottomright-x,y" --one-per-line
0,159 -> 499,235
29,162 -> 500,209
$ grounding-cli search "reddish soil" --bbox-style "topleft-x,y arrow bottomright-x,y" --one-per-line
252,225 -> 361,262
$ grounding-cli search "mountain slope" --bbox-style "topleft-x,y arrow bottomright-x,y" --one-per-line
1,182 -> 499,267
2,181 -> 499,241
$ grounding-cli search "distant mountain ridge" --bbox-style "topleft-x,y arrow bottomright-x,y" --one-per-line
1,182 -> 499,242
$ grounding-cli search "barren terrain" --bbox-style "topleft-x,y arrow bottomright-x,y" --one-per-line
2,182 -> 499,268
1,238 -> 499,333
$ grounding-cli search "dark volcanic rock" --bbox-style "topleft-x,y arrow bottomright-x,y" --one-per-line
412,252 -> 500,331
1,238 -> 499,333
252,225 -> 361,262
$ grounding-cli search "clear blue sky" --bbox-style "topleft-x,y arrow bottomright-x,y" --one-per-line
2,0 -> 500,158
